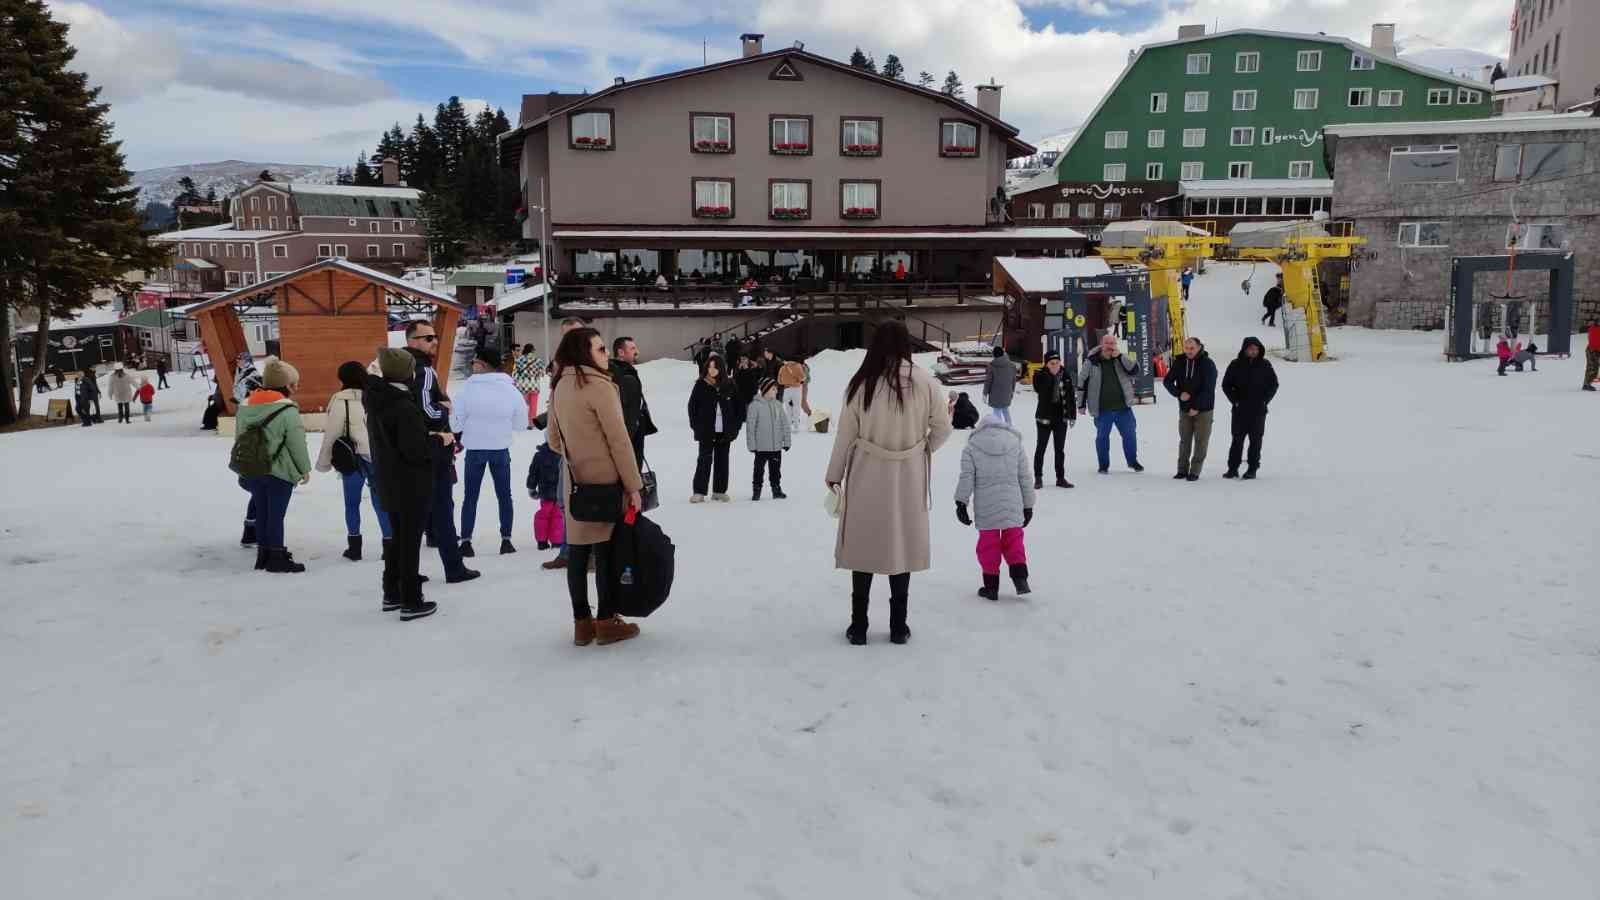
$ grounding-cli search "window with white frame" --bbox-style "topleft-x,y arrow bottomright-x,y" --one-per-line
1146,162 -> 1164,180
1296,49 -> 1322,71
1182,128 -> 1206,148
334,244 -> 348,258
252,217 -> 261,229
393,244 -> 406,258
1233,89 -> 1257,111
1150,92 -> 1168,113
265,216 -> 276,230
1294,88 -> 1319,109
1103,202 -> 1122,219
1350,52 -> 1375,70
1228,161 -> 1253,179
250,197 -> 259,211
1235,51 -> 1260,73
1051,202 -> 1070,218
694,178 -> 734,216
1427,87 -> 1452,105
1397,222 -> 1447,247
1378,89 -> 1404,107
693,114 -> 734,153
1261,126 -> 1276,144
1389,145 -> 1460,183
570,111 -> 612,148
366,244 -> 380,258
1104,130 -> 1128,149
368,222 -> 380,233
226,270 -> 241,287
1348,87 -> 1373,107
1077,203 -> 1095,218
208,243 -> 218,256
317,243 -> 332,258
770,181 -> 809,217
1458,88 -> 1482,103
940,120 -> 978,156
1288,160 -> 1315,179
272,244 -> 287,258
243,273 -> 257,286
840,118 -> 880,155
1027,203 -> 1046,219
1186,53 -> 1210,74
1507,222 -> 1566,250
242,244 -> 251,258
1103,163 -> 1127,182
225,244 -> 235,257
841,181 -> 879,217
1181,161 -> 1204,180
392,220 -> 403,232
1184,91 -> 1209,112
1230,127 -> 1254,146
235,217 -> 243,229
771,116 -> 812,153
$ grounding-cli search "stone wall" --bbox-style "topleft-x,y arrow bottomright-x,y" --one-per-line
1371,299 -> 1446,330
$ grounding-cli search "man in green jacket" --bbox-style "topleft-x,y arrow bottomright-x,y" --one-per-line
234,357 -> 313,573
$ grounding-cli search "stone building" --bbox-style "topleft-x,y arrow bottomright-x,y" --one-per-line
1325,112 -> 1600,330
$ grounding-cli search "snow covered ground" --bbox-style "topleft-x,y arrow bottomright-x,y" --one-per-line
4,263 -> 1596,898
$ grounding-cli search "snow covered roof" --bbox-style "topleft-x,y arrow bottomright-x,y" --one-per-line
1493,75 -> 1557,92
1398,47 -> 1501,81
15,305 -> 122,334
993,256 -> 1113,293
1008,168 -> 1061,197
184,258 -> 464,315
177,258 -> 217,269
1324,113 -> 1600,138
153,224 -> 289,241
496,282 -> 550,315
282,184 -> 421,200
1180,179 -> 1333,198
1099,220 -> 1209,247
1228,220 -> 1330,248
550,226 -> 1086,241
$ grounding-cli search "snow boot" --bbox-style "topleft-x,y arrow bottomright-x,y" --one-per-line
1584,384 -> 1597,392
690,494 -> 706,504
1186,473 -> 1200,482
888,592 -> 911,645
846,590 -> 869,646
1009,564 -> 1031,596
574,618 -> 596,646
399,601 -> 437,622
1034,476 -> 1044,490
500,538 -> 516,555
771,486 -> 787,500
1174,470 -> 1189,480
459,539 -> 475,558
537,540 -> 551,551
752,483 -> 763,501
978,573 -> 1001,602
1242,467 -> 1258,480
712,493 -> 731,503
254,545 -> 268,571
445,567 -> 481,584
381,538 -> 390,561
594,615 -> 640,645
1129,461 -> 1145,472
1056,477 -> 1074,489
343,535 -> 362,562
382,569 -> 402,612
264,547 -> 306,574
1223,468 -> 1239,479
241,523 -> 257,546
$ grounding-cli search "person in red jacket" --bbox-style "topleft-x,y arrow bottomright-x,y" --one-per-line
136,378 -> 156,422
1583,320 -> 1599,391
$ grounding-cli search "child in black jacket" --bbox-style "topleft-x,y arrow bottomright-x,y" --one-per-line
526,442 -> 564,550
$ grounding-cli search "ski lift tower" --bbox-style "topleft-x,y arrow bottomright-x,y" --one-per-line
1095,220 -> 1227,357
1224,220 -> 1365,362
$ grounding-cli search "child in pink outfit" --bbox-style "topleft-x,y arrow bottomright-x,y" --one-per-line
953,414 -> 1037,601
525,440 -> 565,550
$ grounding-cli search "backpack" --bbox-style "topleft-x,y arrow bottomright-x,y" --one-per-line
606,507 -> 675,617
329,399 -> 361,475
778,360 -> 807,387
229,405 -> 291,477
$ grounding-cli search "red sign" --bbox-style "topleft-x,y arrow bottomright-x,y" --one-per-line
135,291 -> 162,311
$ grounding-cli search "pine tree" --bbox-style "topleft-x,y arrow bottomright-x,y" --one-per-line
352,151 -> 378,186
409,114 -> 442,190
258,169 -> 275,182
849,47 -> 870,70
204,186 -> 217,202
175,176 -> 200,204
419,190 -> 467,268
0,0 -> 168,422
941,70 -> 964,99
882,54 -> 904,80
917,71 -> 935,89
433,96 -> 471,176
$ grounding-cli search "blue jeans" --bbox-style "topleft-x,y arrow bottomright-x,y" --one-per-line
460,449 -> 513,540
242,475 -> 295,548
430,461 -> 468,575
990,405 -> 1012,425
1093,408 -> 1139,470
341,457 -> 392,539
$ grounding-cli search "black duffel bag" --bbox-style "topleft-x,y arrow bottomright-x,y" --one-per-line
607,508 -> 675,617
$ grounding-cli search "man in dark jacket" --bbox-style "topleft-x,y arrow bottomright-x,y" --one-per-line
403,320 -> 479,584
1162,337 -> 1218,481
364,349 -> 447,621
983,345 -> 1018,424
1221,336 -> 1279,480
1030,351 -> 1077,489
1261,274 -> 1284,326
610,335 -> 655,465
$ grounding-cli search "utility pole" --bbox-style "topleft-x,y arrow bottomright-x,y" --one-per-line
538,177 -> 550,364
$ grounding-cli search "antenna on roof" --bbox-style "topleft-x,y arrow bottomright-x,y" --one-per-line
703,39 -> 707,66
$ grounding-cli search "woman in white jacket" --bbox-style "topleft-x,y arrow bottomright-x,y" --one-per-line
317,361 -> 392,561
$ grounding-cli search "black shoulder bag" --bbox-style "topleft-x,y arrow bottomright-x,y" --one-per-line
330,398 -> 361,475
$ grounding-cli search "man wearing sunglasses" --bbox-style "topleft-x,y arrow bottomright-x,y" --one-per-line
404,320 -> 480,584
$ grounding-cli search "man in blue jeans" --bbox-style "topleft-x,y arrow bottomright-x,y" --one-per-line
404,322 -> 480,584
1077,332 -> 1144,474
452,347 -> 525,556
982,345 -> 1017,424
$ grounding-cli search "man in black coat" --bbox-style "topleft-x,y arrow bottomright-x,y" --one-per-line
1030,351 -> 1077,489
1162,337 -> 1219,481
364,349 -> 448,621
610,335 -> 655,466
1221,336 -> 1279,480
1261,274 -> 1285,326
402,320 -> 479,583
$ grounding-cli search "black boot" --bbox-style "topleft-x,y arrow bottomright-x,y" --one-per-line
264,547 -> 306,574
343,535 -> 362,562
500,538 -> 516,555
1242,467 -> 1258,480
1034,475 -> 1044,490
752,482 -> 763,501
770,478 -> 786,500
1009,563 -> 1031,596
382,568 -> 402,612
846,582 -> 869,645
978,573 -> 1000,602
537,540 -> 550,550
1055,477 -> 1073,489
400,582 -> 437,621
1174,470 -> 1189,480
254,545 -> 268,571
1223,468 -> 1239,479
381,538 -> 390,561
241,523 -> 257,546
889,585 -> 911,645
459,539 -> 475,558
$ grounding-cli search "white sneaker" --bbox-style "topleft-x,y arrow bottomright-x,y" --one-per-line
712,493 -> 731,503
690,494 -> 706,504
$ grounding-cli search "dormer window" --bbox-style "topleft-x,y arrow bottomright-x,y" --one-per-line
770,116 -> 811,155
691,114 -> 733,153
940,120 -> 978,157
569,110 -> 613,149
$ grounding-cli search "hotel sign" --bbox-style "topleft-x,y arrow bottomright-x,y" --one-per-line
1054,181 -> 1180,201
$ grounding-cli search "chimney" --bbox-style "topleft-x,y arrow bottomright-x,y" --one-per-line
740,33 -> 765,58
975,80 -> 1003,118
381,157 -> 400,187
1177,24 -> 1206,39
1370,23 -> 1396,58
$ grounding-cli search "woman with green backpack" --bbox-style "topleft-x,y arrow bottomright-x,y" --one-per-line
231,357 -> 313,573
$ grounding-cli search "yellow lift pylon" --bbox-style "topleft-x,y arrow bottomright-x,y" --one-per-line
1095,221 -> 1228,357
1222,223 -> 1365,362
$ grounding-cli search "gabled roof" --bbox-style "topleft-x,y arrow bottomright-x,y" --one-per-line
1052,28 -> 1491,171
498,48 -> 1037,163
183,258 -> 467,316
153,224 -> 290,241
233,182 -> 423,219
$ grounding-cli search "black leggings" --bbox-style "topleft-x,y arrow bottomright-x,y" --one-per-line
567,542 -> 614,620
852,571 -> 910,605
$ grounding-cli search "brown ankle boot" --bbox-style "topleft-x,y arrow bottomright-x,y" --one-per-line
594,615 -> 640,645
574,618 -> 596,646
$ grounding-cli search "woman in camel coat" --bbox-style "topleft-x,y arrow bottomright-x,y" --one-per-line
825,321 -> 953,646
547,327 -> 646,647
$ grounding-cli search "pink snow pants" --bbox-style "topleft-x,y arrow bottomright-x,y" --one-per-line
533,499 -> 564,545
525,390 -> 541,425
976,527 -> 1027,575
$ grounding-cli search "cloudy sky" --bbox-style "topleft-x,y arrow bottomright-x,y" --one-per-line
54,0 -> 1515,171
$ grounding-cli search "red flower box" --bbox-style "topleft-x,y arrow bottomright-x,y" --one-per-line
576,136 -> 592,144
574,136 -> 608,149
772,207 -> 809,219
774,142 -> 809,153
695,205 -> 732,217
943,145 -> 977,155
695,139 -> 711,149
844,143 -> 881,155
695,139 -> 731,152
843,206 -> 878,218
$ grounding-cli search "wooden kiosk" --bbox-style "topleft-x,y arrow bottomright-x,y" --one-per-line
188,259 -> 468,414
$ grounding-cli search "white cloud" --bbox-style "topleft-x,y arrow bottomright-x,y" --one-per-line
50,1 -> 182,103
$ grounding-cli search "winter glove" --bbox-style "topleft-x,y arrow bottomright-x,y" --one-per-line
955,502 -> 971,526
1023,507 -> 1033,527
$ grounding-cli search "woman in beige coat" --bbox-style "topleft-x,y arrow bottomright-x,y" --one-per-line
547,327 -> 646,647
825,321 -> 953,645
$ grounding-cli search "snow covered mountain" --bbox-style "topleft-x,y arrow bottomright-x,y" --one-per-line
130,160 -> 339,207
1398,45 -> 1503,83
1028,128 -> 1079,155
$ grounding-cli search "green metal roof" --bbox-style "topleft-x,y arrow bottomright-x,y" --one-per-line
117,308 -> 176,328
288,188 -> 423,219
